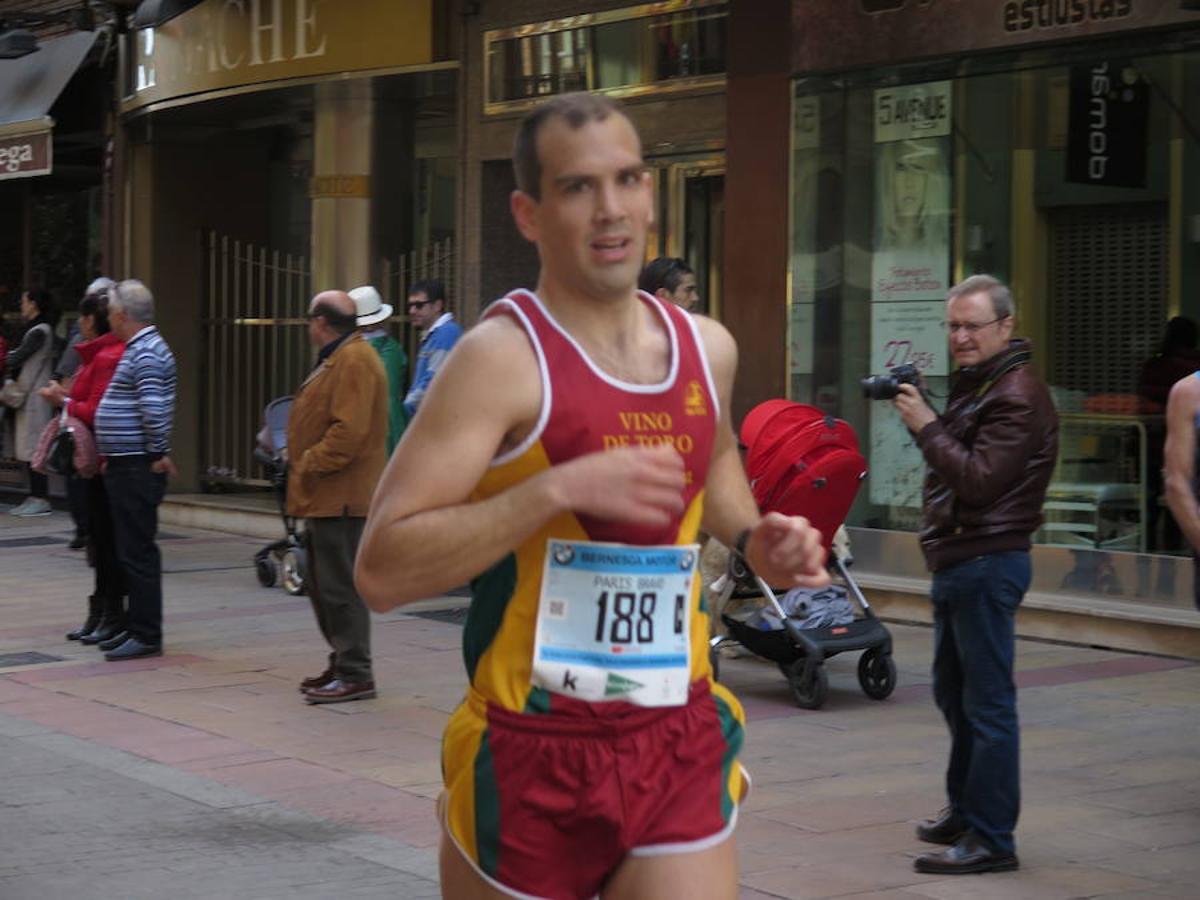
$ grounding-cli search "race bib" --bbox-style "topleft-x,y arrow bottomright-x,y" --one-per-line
533,540 -> 697,708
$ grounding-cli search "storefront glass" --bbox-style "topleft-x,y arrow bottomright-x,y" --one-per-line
789,34 -> 1200,608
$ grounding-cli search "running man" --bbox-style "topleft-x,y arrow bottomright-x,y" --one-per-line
355,92 -> 828,900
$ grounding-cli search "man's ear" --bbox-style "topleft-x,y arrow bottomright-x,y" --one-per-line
655,288 -> 673,304
511,190 -> 539,243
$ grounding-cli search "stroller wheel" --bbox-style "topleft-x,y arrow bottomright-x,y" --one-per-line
255,557 -> 277,588
281,547 -> 307,596
857,648 -> 897,700
781,659 -> 828,710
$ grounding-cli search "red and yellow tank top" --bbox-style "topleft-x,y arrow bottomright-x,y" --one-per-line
464,289 -> 719,716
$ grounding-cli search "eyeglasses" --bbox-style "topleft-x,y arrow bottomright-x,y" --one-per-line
942,316 -> 1008,335
407,299 -> 434,310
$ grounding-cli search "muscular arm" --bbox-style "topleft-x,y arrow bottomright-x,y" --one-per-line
695,316 -> 829,588
1164,375 -> 1200,553
355,317 -> 687,611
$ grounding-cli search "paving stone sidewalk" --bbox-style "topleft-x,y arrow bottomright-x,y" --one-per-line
2,506 -> 1199,899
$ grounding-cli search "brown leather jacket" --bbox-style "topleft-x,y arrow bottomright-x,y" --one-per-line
287,333 -> 388,519
915,339 -> 1059,571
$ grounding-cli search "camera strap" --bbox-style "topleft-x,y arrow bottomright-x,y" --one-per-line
972,348 -> 1031,401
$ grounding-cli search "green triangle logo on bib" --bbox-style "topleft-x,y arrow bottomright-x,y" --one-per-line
604,672 -> 644,697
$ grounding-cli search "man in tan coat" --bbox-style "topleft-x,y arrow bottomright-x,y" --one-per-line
288,290 -> 388,704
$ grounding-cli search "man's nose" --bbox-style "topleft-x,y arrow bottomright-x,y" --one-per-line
594,180 -> 624,221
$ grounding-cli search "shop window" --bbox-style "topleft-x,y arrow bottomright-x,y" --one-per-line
484,1 -> 726,113
789,42 -> 1200,596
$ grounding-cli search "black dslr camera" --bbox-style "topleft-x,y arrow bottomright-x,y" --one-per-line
861,363 -> 921,400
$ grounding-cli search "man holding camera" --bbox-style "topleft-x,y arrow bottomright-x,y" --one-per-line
891,274 -> 1058,875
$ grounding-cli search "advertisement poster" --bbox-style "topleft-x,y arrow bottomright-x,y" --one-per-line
869,80 -> 951,507
869,301 -> 947,376
868,402 -> 926,511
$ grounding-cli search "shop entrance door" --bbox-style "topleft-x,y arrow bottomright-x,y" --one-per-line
647,156 -> 724,318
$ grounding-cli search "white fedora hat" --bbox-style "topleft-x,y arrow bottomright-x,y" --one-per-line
349,285 -> 393,326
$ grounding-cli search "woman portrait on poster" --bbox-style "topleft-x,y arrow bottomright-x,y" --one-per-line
875,138 -> 950,254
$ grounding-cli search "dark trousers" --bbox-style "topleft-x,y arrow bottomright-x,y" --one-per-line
306,516 -> 372,683
87,475 -> 125,622
28,466 -> 47,499
68,474 -> 90,538
930,550 -> 1029,857
104,456 -> 166,645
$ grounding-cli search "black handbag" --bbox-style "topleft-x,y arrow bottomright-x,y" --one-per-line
46,408 -> 76,476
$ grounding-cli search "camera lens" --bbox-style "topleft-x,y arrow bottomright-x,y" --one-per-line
861,375 -> 900,400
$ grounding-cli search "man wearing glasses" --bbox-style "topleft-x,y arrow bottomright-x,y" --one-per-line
403,279 -> 462,419
892,274 -> 1058,875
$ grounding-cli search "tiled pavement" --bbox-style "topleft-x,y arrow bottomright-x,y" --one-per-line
1,505 -> 1198,899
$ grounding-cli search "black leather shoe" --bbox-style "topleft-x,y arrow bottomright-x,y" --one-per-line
69,534 -> 87,550
104,637 -> 163,661
914,832 -> 1018,875
80,618 -> 124,645
66,611 -> 101,641
916,807 -> 968,845
97,630 -> 130,652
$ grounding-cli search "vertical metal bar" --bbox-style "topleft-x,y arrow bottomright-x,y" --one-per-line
271,249 -> 280,402
286,252 -> 295,396
204,231 -> 215,482
219,234 -> 230,487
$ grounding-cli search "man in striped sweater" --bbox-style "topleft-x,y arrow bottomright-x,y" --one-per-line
94,280 -> 178,661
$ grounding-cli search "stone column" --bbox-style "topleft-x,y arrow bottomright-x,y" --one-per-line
311,79 -> 373,291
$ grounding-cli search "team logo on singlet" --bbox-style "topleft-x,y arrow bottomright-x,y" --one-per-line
685,381 -> 708,417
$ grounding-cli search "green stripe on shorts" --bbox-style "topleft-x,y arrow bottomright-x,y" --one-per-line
712,692 -> 744,824
474,727 -> 501,877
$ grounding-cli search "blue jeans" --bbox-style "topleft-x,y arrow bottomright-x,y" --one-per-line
930,550 -> 1029,856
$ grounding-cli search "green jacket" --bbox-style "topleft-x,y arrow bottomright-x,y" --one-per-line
366,332 -> 409,454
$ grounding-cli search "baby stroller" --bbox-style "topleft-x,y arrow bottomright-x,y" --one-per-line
710,400 -> 896,710
252,396 -> 306,596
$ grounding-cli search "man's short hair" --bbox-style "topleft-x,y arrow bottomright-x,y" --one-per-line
111,280 -> 155,324
947,274 -> 1014,320
639,257 -> 694,295
512,92 -> 628,201
310,302 -> 358,335
408,278 -> 446,306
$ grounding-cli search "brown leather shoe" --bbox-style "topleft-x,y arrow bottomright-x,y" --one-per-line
916,807 -> 968,845
303,679 -> 376,704
299,668 -> 334,692
914,832 -> 1019,875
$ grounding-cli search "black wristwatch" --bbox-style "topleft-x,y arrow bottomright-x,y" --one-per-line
733,527 -> 752,560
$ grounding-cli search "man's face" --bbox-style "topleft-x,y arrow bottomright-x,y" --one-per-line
512,114 -> 653,302
946,291 -> 1013,368
407,292 -> 441,330
108,304 -> 129,339
19,292 -> 34,321
306,300 -> 325,349
665,272 -> 699,311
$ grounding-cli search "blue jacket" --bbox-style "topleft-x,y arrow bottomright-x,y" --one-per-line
404,314 -> 462,417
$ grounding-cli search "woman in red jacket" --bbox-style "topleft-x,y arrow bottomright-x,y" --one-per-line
39,282 -> 126,643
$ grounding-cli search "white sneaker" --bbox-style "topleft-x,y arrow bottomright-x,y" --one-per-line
10,497 -> 51,517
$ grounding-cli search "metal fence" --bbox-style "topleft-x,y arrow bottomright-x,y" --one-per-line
200,232 -> 455,488
201,233 -> 313,487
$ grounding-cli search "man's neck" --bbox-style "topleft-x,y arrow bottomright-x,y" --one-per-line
534,275 -> 667,382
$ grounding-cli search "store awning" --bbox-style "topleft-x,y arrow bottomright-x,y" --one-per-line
0,31 -> 97,181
